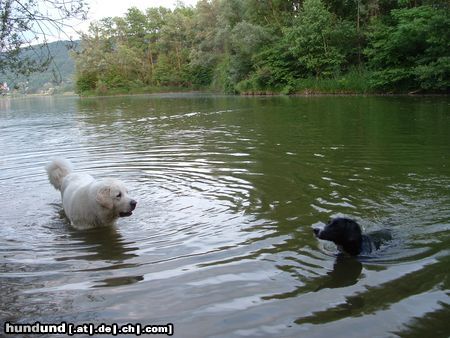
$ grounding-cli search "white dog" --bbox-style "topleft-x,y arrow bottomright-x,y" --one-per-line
46,158 -> 137,229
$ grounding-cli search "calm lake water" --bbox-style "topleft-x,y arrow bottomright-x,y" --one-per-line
1,94 -> 449,337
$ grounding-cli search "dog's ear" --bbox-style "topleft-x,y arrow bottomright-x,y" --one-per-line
96,186 -> 113,209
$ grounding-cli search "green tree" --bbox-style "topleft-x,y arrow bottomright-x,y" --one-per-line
155,6 -> 195,86
73,0 -> 449,95
244,0 -> 302,30
73,21 -> 112,92
366,5 -> 450,91
74,7 -> 161,92
189,0 -> 224,87
286,0 -> 347,78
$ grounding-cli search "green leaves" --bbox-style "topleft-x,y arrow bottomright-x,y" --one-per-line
365,5 -> 450,92
73,0 -> 449,95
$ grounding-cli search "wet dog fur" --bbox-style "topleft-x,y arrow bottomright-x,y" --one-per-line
46,158 -> 137,229
313,217 -> 392,256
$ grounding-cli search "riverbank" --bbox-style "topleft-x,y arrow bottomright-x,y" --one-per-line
76,73 -> 374,97
76,71 -> 448,97
77,85 -> 212,97
4,88 -> 446,100
76,84 -> 446,98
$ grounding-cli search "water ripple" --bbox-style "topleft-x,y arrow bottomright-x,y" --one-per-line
1,95 -> 449,337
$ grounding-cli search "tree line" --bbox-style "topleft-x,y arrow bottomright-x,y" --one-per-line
73,0 -> 449,95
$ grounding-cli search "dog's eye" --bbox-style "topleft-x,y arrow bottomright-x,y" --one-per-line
116,192 -> 122,198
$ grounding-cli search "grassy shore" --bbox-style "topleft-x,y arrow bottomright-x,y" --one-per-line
77,85 -> 213,97
237,69 -> 377,96
75,71 -> 446,97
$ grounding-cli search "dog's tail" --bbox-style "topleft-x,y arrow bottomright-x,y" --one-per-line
46,158 -> 73,191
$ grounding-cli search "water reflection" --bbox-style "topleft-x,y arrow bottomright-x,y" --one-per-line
262,255 -> 363,302
63,226 -> 138,263
0,95 -> 449,337
296,255 -> 450,328
314,256 -> 363,291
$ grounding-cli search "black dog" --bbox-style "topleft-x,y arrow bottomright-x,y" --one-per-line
313,217 -> 392,256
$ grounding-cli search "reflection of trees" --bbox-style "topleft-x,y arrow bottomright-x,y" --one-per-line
393,303 -> 450,338
295,257 -> 449,327
72,95 -> 449,334
260,255 -> 363,301
76,94 -> 450,244
63,226 -> 138,262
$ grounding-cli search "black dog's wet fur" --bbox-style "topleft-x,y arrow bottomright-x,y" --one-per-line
313,218 -> 392,256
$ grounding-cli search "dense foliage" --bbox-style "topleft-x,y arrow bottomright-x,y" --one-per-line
73,0 -> 449,95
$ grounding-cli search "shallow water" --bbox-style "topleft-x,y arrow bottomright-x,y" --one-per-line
1,94 -> 449,337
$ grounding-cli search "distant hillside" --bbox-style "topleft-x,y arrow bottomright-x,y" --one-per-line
1,41 -> 78,94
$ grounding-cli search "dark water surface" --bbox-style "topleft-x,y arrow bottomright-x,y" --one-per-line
1,94 -> 449,337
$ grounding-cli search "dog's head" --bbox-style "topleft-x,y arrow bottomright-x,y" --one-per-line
313,218 -> 362,256
96,178 -> 137,218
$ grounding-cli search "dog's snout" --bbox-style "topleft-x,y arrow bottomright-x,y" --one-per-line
313,228 -> 321,236
130,199 -> 137,210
